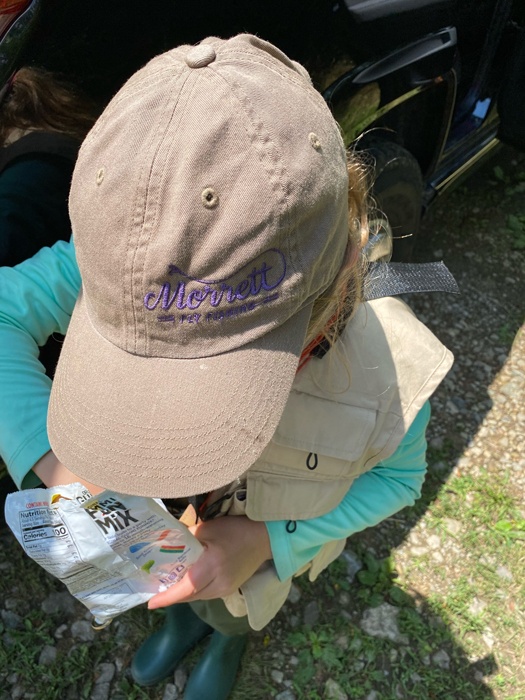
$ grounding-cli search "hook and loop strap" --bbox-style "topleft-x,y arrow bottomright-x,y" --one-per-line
364,261 -> 460,301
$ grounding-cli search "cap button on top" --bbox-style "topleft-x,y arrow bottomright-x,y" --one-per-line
185,45 -> 217,69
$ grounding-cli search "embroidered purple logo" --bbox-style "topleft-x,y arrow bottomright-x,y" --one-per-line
144,248 -> 286,325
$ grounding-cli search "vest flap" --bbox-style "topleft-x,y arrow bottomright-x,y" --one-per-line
271,390 -> 376,461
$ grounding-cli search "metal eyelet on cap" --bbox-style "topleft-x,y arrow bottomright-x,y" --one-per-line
185,45 -> 217,69
201,187 -> 219,209
308,132 -> 321,150
96,167 -> 105,185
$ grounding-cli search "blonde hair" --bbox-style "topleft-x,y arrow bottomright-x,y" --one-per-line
0,67 -> 99,147
303,150 -> 370,351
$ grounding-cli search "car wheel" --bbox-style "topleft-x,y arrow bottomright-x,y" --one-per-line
363,140 -> 424,261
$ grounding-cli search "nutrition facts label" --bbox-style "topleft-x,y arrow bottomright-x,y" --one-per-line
18,504 -> 83,576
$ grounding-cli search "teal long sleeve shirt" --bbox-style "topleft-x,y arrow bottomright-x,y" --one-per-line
0,239 -> 430,580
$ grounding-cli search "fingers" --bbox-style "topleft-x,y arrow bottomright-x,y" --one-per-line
148,568 -> 206,609
147,551 -> 220,609
147,516 -> 270,610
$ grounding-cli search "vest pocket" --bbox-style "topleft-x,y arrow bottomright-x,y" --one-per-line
245,471 -> 356,520
272,390 -> 377,462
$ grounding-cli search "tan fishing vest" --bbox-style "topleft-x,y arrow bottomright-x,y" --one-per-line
216,296 -> 453,629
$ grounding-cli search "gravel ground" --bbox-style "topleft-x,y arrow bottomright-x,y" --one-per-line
409,147 -> 525,501
1,147 -> 524,700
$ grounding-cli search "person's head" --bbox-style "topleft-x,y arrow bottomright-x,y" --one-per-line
0,66 -> 99,147
47,34 -> 369,498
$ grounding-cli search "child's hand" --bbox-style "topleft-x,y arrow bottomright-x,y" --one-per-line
147,515 -> 272,609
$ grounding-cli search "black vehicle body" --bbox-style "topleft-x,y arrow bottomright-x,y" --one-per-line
3,0 -> 525,257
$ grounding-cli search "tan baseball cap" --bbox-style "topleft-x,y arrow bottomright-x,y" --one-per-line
47,34 -> 349,497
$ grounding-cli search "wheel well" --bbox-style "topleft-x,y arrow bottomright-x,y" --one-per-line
356,81 -> 451,179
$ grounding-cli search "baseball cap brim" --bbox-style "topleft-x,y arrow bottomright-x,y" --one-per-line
47,291 -> 312,498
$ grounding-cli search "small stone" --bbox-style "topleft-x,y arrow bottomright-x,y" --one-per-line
427,535 -> 441,550
468,598 -> 487,616
114,656 -> 125,673
482,630 -> 495,649
289,614 -> 300,628
430,461 -> 448,473
38,645 -> 57,666
303,601 -> 320,627
275,691 -> 296,700
1,610 -> 22,629
90,684 -> 110,700
496,565 -> 513,581
451,396 -> 467,410
429,436 -> 444,450
335,634 -> 349,650
162,683 -> 179,700
174,667 -> 188,693
95,663 -> 115,684
54,623 -> 68,639
443,518 -> 462,536
3,631 -> 15,647
271,669 -> 284,684
338,591 -> 351,606
431,650 -> 450,670
445,400 -> 460,414
500,380 -> 522,398
71,620 -> 95,642
324,679 -> 348,700
339,549 -> 363,581
287,583 -> 301,604
41,591 -> 77,617
360,603 -> 409,644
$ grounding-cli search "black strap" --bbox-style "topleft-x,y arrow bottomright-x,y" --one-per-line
364,261 -> 459,301
311,261 -> 459,361
0,131 -> 81,174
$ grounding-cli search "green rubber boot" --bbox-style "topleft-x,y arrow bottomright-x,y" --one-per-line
183,630 -> 247,700
131,603 -> 212,686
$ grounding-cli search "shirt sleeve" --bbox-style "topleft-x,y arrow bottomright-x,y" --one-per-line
0,239 -> 80,489
265,400 -> 431,581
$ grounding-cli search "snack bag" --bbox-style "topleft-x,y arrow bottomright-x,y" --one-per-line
5,485 -> 203,627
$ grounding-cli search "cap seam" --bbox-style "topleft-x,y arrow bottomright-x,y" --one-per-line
133,70 -> 194,357
207,65 -> 298,300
